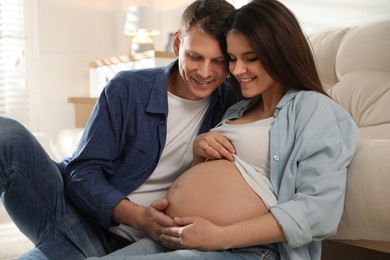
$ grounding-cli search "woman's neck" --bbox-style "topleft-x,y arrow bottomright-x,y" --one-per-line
250,86 -> 286,120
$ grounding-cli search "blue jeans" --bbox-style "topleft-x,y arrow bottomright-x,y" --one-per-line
0,117 -> 120,259
88,237 -> 280,260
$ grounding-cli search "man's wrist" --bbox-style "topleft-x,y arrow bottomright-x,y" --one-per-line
112,199 -> 145,229
129,201 -> 146,230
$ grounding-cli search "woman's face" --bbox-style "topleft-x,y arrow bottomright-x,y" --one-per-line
226,31 -> 278,98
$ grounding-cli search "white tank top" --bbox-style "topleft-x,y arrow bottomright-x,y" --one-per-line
211,117 -> 277,208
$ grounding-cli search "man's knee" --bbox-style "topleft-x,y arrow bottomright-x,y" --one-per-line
0,117 -> 33,145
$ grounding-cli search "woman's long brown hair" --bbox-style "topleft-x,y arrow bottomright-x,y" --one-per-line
227,0 -> 328,96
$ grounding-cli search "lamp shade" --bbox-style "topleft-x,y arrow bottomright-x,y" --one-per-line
124,6 -> 160,37
124,6 -> 160,54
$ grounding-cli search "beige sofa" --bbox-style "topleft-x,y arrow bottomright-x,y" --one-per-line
309,20 -> 390,253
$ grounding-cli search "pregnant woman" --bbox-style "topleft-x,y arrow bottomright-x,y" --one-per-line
91,1 -> 358,259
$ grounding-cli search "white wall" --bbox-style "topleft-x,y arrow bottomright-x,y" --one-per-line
25,0 -> 193,139
26,0 -> 390,140
26,0 -> 119,139
281,0 -> 390,35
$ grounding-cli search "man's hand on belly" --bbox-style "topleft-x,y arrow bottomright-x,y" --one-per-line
160,216 -> 225,251
113,198 -> 176,244
142,199 -> 177,244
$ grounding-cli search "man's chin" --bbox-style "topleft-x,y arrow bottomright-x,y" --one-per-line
192,90 -> 214,100
191,86 -> 218,99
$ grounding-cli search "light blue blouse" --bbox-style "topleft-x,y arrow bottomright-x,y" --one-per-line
222,90 -> 358,260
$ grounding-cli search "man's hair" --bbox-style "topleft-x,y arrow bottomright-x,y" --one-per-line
179,0 -> 235,58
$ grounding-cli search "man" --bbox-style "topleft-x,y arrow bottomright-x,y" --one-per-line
0,0 -> 238,259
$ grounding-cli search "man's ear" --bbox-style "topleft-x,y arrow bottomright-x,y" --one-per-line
172,31 -> 181,56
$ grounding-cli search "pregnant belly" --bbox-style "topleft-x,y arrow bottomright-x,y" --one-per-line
165,159 -> 267,226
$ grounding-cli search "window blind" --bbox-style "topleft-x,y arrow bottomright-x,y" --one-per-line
0,0 -> 28,124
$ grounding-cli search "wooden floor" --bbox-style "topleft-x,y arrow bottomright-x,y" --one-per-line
322,240 -> 390,260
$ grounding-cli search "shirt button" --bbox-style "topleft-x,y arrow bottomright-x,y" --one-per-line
273,155 -> 280,161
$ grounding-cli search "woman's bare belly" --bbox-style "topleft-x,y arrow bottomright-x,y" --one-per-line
165,160 -> 268,226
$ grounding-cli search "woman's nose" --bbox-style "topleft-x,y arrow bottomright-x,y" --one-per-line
231,60 -> 246,76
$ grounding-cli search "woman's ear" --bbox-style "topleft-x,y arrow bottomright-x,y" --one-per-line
172,31 -> 180,56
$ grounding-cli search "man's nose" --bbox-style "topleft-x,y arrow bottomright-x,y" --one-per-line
197,61 -> 212,78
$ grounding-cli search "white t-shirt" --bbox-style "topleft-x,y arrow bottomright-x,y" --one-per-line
110,92 -> 210,241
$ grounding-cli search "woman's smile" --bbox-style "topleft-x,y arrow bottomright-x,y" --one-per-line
239,76 -> 256,83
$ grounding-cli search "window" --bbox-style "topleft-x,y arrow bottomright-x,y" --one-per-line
0,0 -> 28,124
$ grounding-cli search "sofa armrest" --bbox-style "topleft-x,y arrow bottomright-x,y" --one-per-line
332,138 -> 390,242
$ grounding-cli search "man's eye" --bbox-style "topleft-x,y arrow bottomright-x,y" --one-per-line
188,54 -> 201,60
214,59 -> 226,64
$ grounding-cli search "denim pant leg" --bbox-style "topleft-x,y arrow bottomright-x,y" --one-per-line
0,117 -> 113,259
88,237 -> 280,260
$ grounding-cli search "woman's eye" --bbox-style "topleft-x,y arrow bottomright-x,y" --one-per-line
247,57 -> 258,62
228,57 -> 237,62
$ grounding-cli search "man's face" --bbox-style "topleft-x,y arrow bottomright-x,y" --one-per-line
170,26 -> 227,100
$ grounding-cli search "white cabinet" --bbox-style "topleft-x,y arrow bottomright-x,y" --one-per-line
89,51 -> 176,97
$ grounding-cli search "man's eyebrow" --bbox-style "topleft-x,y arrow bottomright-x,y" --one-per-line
187,51 -> 225,60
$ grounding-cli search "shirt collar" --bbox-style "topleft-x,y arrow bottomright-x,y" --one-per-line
274,89 -> 298,117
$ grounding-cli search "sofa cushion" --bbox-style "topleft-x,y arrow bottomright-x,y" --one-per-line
336,20 -> 390,78
328,71 -> 390,134
309,27 -> 349,89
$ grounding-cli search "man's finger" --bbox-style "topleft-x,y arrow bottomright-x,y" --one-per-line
151,199 -> 169,211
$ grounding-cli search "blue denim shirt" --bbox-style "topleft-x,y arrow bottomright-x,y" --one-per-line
222,90 -> 358,260
61,61 -> 240,228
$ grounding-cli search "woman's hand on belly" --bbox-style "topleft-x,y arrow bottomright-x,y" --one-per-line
193,132 -> 236,164
161,212 -> 286,251
160,215 -> 226,251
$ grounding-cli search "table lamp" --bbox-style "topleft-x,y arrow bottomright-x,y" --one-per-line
124,6 -> 160,54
